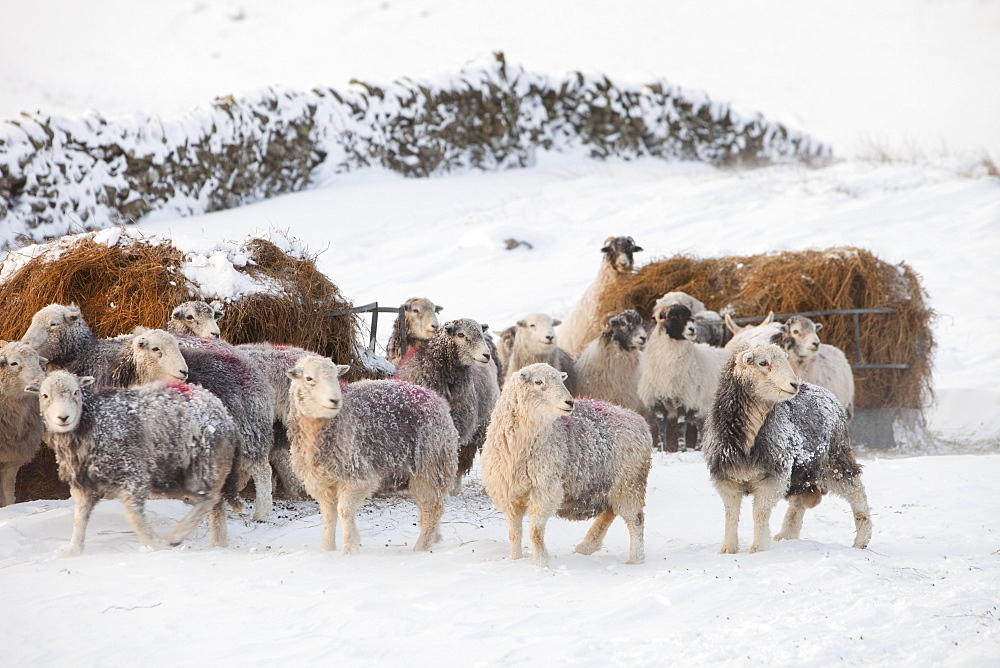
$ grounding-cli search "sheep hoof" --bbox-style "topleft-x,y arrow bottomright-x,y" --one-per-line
574,543 -> 599,556
60,546 -> 83,558
749,543 -> 769,554
719,543 -> 739,555
853,541 -> 869,549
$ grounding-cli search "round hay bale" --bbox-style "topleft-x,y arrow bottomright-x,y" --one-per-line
595,247 -> 934,412
1,229 -> 367,502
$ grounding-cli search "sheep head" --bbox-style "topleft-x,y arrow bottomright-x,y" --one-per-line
600,236 -> 642,274
287,356 -> 350,420
783,315 -> 822,362
605,310 -> 647,351
130,328 -> 189,383
169,301 -> 224,339
26,371 -> 94,433
0,341 -> 47,391
401,297 -> 442,341
657,304 -> 697,342
733,345 -> 800,405
515,313 -> 561,351
440,318 -> 492,366
515,363 -> 575,416
20,303 -> 86,359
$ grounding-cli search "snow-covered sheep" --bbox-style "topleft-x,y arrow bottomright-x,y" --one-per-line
0,342 -> 47,506
20,304 -> 188,387
780,316 -> 855,417
166,301 -> 224,339
285,356 -> 459,554
638,304 -> 728,452
500,313 -> 578,395
385,297 -> 442,366
395,318 -> 496,488
703,344 -> 872,554
558,236 -> 643,355
481,363 -> 652,566
27,371 -> 239,556
573,310 -> 647,415
654,291 -> 727,347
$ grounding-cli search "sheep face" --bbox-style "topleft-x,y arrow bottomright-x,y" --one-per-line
130,328 -> 189,381
515,313 -> 562,352
784,316 -> 822,360
606,310 -> 647,350
600,236 -> 642,274
170,301 -> 224,339
657,304 -> 697,342
21,303 -> 86,359
734,345 -> 800,404
287,357 -> 350,419
0,341 -> 47,391
516,363 -> 575,416
26,371 -> 94,434
442,318 -> 492,366
402,297 -> 442,340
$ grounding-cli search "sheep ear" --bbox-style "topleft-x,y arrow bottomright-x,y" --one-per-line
560,372 -> 568,381
724,313 -> 739,334
740,351 -> 755,367
287,368 -> 304,380
336,364 -> 351,377
171,308 -> 184,320
38,356 -> 49,367
632,246 -> 643,253
434,305 -> 443,314
24,382 -> 40,395
516,319 -> 527,328
0,340 -> 8,347
444,324 -> 457,336
214,310 -> 224,320
133,326 -> 150,335
480,323 -> 489,333
0,357 -> 6,369
79,376 -> 96,388
814,322 -> 823,333
761,311 -> 774,326
552,318 -> 562,327
402,303 -> 412,312
518,369 -> 532,383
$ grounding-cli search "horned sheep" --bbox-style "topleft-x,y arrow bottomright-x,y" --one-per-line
285,356 -> 459,554
482,363 -> 652,566
499,313 -> 577,395
703,344 -> 872,554
27,371 -> 239,556
573,310 -> 647,415
395,318 -> 497,489
638,304 -> 728,452
558,236 -> 643,355
0,342 -> 47,506
385,297 -> 442,367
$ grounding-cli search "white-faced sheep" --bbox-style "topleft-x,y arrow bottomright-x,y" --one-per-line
654,291 -> 728,347
500,313 -> 578,395
482,363 -> 652,566
27,371 -> 240,556
0,342 -> 47,506
395,318 -> 496,489
558,236 -> 643,355
385,297 -> 442,367
703,344 -> 872,554
20,304 -> 189,387
638,304 -> 728,452
166,300 -> 224,339
285,356 -> 459,554
573,310 -> 647,415
780,315 -> 856,417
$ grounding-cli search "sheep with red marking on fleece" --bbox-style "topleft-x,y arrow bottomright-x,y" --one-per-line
638,303 -> 728,452
499,313 -> 577,395
0,342 -> 47,506
285,356 -> 458,554
573,310 -> 647,415
481,362 -> 652,566
703,344 -> 872,554
558,236 -> 643,355
385,297 -> 442,367
27,370 -> 240,556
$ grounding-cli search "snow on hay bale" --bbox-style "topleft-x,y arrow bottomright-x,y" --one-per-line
0,228 -> 364,501
593,247 -> 934,414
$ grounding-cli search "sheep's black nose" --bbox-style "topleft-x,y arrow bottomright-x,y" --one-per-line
789,382 -> 800,392
212,332 -> 220,339
565,399 -> 575,409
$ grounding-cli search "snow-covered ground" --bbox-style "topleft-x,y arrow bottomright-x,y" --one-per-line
2,1 -> 999,665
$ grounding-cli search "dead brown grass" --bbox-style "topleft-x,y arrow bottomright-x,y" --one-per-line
596,247 -> 934,411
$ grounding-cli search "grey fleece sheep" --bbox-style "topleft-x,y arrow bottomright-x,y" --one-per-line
482,363 -> 652,566
394,317 -> 496,488
779,315 -> 855,417
0,342 -> 47,506
703,344 -> 872,554
166,301 -> 224,339
285,356 -> 459,554
573,309 -> 647,415
28,371 -> 239,556
385,297 -> 442,367
499,313 -> 577,395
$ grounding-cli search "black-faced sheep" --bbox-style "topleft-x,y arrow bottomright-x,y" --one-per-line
166,300 -> 224,339
638,304 -> 728,452
573,310 -> 647,415
780,315 -> 855,417
285,356 -> 459,554
394,318 -> 496,489
654,291 -> 728,347
499,313 -> 577,395
481,363 -> 652,566
27,371 -> 239,556
385,297 -> 442,367
703,344 -> 872,554
20,304 -> 189,387
558,236 -> 643,354
0,342 -> 47,506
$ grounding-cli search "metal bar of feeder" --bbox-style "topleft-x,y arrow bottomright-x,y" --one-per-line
397,305 -> 408,359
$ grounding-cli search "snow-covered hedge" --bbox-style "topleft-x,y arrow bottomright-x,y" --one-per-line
0,53 -> 829,251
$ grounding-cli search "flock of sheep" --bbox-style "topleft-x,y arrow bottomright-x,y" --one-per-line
0,236 -> 872,564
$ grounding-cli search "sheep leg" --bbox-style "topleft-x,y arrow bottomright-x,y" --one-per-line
269,445 -> 308,501
119,494 -> 163,551
337,486 -> 371,556
682,418 -> 701,452
837,479 -> 873,549
652,402 -> 678,452
527,491 -> 559,567
412,493 -> 445,552
775,494 -> 807,542
63,487 -> 99,557
505,499 -> 527,560
623,509 -> 646,565
168,491 -> 220,546
0,465 -> 17,507
749,486 -> 782,553
575,510 -> 616,556
208,499 -> 229,548
315,489 -> 339,552
249,458 -> 274,522
717,482 -> 743,554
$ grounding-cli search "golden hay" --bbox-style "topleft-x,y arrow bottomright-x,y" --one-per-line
1,233 -> 364,502
595,247 -> 934,412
